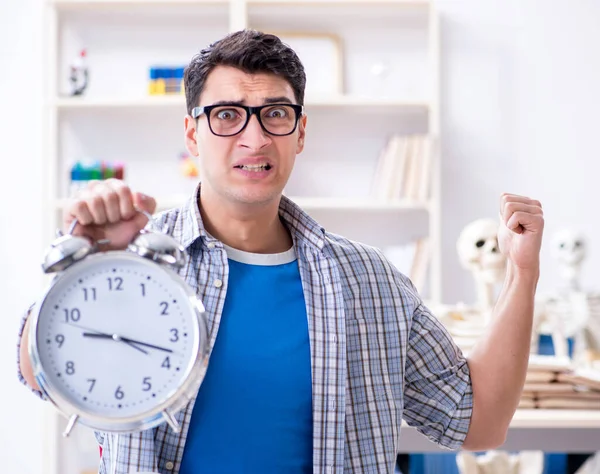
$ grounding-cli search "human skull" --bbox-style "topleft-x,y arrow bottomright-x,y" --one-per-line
551,229 -> 586,267
457,218 -> 506,284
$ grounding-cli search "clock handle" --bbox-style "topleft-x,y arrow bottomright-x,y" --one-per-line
65,207 -> 158,243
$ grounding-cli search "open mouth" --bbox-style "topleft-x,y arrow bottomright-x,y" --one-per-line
234,164 -> 272,171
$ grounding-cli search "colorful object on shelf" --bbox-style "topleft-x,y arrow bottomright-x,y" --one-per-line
69,160 -> 125,196
149,66 -> 185,95
69,48 -> 89,96
179,152 -> 199,178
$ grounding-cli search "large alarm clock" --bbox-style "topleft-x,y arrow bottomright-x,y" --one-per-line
28,213 -> 209,436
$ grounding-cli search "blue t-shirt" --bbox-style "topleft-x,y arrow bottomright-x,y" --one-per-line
179,244 -> 313,473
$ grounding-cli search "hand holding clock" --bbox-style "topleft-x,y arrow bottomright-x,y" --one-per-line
63,179 -> 157,250
21,178 -> 209,437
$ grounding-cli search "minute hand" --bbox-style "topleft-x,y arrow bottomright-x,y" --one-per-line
82,333 -> 174,353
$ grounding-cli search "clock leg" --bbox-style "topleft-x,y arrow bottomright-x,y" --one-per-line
162,410 -> 181,433
62,414 -> 79,437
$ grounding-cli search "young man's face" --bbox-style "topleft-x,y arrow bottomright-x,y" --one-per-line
185,65 -> 306,207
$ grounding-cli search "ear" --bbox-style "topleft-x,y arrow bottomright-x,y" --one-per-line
296,114 -> 307,154
184,115 -> 199,157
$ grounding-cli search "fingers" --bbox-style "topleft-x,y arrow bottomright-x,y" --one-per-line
500,194 -> 542,221
64,179 -> 143,229
132,192 -> 158,229
112,180 -> 136,221
133,192 -> 157,215
500,193 -> 542,214
501,202 -> 543,224
500,193 -> 545,235
68,195 -> 94,226
506,211 -> 544,234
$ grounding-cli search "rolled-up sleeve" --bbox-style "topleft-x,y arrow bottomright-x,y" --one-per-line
402,302 -> 473,450
16,306 -> 47,401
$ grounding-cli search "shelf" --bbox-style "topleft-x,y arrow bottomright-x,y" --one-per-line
290,197 -> 429,211
55,196 -> 430,213
51,0 -> 426,5
510,409 -> 600,429
400,409 -> 600,431
399,409 -> 600,453
51,95 -> 186,109
51,95 -> 429,112
248,0 -> 428,3
51,0 -> 227,8
248,0 -> 430,29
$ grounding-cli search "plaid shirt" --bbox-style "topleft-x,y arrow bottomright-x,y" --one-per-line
17,191 -> 472,474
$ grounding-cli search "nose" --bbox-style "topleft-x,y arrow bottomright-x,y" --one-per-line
238,113 -> 272,150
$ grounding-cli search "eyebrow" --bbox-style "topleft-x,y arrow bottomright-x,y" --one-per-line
207,96 -> 294,107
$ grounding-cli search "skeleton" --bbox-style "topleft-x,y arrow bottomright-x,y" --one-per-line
551,229 -> 587,292
535,229 -> 595,362
456,218 -> 506,324
456,450 -> 544,474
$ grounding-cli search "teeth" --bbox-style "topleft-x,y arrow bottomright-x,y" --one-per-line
240,164 -> 269,171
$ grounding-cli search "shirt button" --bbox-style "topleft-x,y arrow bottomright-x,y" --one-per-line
329,399 -> 336,410
326,466 -> 334,474
214,279 -> 223,288
165,461 -> 175,470
331,335 -> 337,344
207,242 -> 216,249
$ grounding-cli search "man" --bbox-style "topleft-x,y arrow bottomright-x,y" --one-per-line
17,29 -> 544,474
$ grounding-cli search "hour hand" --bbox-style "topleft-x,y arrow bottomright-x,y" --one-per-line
114,336 -> 174,354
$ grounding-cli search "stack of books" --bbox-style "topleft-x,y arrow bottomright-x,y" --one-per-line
370,134 -> 434,202
519,355 -> 600,410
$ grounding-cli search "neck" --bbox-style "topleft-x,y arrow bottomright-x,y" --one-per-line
198,186 -> 293,254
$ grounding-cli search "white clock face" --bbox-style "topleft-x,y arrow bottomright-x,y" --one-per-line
34,253 -> 203,421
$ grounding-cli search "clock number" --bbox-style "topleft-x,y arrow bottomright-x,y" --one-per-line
160,302 -> 169,316
83,287 -> 97,301
65,361 -> 75,375
142,377 -> 152,392
169,328 -> 179,343
140,283 -> 146,297
87,378 -> 96,393
115,386 -> 124,400
64,308 -> 81,323
55,334 -> 65,348
161,356 -> 171,369
107,277 -> 123,291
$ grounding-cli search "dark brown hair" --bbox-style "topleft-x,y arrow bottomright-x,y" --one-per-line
184,29 -> 307,115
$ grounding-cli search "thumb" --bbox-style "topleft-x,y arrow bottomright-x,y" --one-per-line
133,192 -> 157,214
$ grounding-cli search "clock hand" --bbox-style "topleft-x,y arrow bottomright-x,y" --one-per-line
82,332 -> 174,354
69,324 -> 149,355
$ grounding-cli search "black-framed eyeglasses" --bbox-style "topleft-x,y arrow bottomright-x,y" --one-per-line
191,103 -> 304,137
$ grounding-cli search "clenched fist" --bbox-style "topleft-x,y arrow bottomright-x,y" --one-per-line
63,179 -> 157,251
497,193 -> 544,273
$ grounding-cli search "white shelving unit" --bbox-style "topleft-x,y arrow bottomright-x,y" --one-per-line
43,0 -> 442,300
41,1 -> 442,473
38,1 -> 600,473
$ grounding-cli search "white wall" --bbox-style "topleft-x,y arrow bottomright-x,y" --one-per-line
0,0 -> 47,473
437,0 -> 600,302
1,1 -> 600,472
